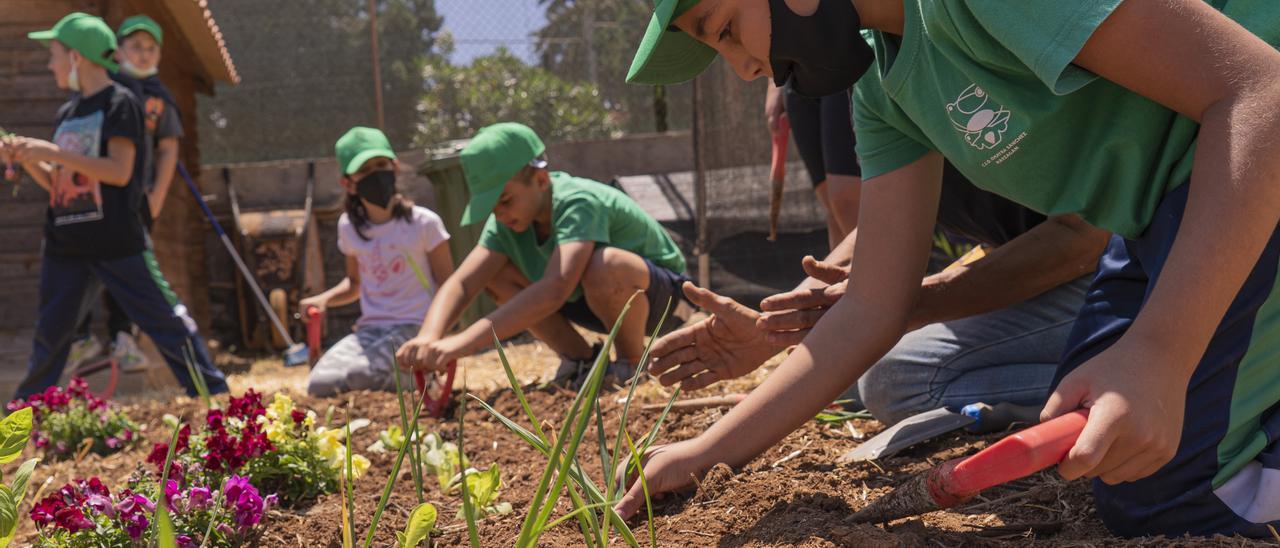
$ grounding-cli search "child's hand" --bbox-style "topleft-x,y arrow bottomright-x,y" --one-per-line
10,138 -> 58,164
613,438 -> 715,519
395,335 -> 463,372
648,282 -> 780,390
298,296 -> 327,320
1041,335 -> 1190,485
757,256 -> 849,345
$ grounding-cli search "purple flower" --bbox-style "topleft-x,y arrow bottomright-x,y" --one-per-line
222,475 -> 252,505
163,480 -> 180,508
176,534 -> 195,548
115,492 -> 155,539
216,522 -> 235,536
105,437 -> 120,449
184,486 -> 212,512
222,475 -> 264,532
85,494 -> 115,517
263,493 -> 279,508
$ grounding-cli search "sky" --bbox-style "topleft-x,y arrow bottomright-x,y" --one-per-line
435,0 -> 547,65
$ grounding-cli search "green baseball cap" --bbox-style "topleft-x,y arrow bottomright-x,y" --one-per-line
29,13 -> 120,73
118,15 -> 163,45
459,123 -> 548,226
335,127 -> 397,176
627,0 -> 717,85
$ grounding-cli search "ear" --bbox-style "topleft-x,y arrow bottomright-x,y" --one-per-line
535,170 -> 552,191
339,175 -> 355,193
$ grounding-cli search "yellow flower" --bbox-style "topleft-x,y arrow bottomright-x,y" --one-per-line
351,454 -> 371,480
266,393 -> 295,424
314,428 -> 344,465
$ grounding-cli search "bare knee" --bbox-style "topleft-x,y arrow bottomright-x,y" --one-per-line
581,248 -> 648,301
485,263 -> 528,304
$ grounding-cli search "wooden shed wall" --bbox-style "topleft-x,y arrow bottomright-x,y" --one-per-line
0,0 -> 215,331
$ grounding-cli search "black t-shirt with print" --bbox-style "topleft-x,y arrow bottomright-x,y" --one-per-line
44,82 -> 148,259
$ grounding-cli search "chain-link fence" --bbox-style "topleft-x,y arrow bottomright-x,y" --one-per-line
198,0 -> 692,165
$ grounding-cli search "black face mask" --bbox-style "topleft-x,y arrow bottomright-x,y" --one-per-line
769,0 -> 875,99
355,170 -> 397,209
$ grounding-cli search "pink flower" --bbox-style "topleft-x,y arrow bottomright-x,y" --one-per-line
222,475 -> 264,532
183,486 -> 212,512
105,437 -> 120,449
85,494 -> 115,517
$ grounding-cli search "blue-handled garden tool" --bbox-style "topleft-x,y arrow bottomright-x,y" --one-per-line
177,162 -> 309,366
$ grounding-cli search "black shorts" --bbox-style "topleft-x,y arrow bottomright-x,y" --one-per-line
558,257 -> 689,336
784,86 -> 861,187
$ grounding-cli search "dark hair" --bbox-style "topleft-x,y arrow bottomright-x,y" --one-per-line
344,185 -> 413,241
517,153 -> 550,184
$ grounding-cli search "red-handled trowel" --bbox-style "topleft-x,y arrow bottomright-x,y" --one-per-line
852,409 -> 1089,523
767,113 -> 791,242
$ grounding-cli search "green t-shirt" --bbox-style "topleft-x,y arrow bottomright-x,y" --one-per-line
478,172 -> 686,301
853,0 -> 1278,238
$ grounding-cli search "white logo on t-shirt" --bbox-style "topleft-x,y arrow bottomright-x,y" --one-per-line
946,84 -> 1011,151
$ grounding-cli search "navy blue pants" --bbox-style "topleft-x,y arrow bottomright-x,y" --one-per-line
14,251 -> 229,401
1056,183 -> 1280,537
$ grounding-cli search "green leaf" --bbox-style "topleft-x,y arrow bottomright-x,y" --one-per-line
156,501 -> 177,548
399,502 -> 437,547
0,408 -> 33,465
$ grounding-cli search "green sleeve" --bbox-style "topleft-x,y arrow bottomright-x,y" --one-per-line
853,74 -> 932,180
553,194 -> 610,245
477,215 -> 505,252
959,0 -> 1124,95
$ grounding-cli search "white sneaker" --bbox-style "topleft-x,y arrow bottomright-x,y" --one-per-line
111,332 -> 150,373
67,335 -> 104,370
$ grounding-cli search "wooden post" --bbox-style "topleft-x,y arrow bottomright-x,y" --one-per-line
368,0 -> 385,130
692,77 -> 710,289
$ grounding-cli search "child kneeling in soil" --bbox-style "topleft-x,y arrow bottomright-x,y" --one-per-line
396,122 -> 688,386
303,127 -> 454,396
1,13 -> 227,400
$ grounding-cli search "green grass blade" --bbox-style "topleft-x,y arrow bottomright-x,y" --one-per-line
404,253 -> 434,293
528,294 -> 637,542
362,394 -> 427,548
342,411 -> 355,548
608,296 -> 673,501
457,393 -> 481,548
637,387 -> 681,456
154,419 -> 183,547
622,429 -> 657,548
181,341 -> 212,409
537,501 -> 618,533
391,359 -> 425,503
487,333 -> 626,546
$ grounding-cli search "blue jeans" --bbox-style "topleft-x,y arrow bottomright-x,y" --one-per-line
307,323 -> 419,396
16,251 -> 229,401
843,275 -> 1089,425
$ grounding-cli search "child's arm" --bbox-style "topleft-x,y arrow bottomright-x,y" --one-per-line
449,240 -> 594,350
300,256 -> 361,315
148,137 -> 179,218
425,241 -> 455,291
396,246 -> 508,369
1036,0 -> 1280,485
616,153 -> 945,517
12,136 -> 135,187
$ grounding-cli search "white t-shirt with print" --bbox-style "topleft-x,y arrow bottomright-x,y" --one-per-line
337,206 -> 450,327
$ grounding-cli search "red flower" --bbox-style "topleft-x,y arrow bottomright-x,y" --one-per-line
290,409 -> 307,425
55,506 -> 94,532
227,390 -> 266,420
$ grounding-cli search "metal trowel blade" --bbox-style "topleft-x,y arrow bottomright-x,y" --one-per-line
838,408 -> 975,463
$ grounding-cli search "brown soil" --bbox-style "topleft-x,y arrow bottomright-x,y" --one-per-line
13,334 -> 1276,547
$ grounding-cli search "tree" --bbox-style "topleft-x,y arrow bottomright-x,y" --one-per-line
417,48 -> 617,145
199,0 -> 443,163
534,0 -> 692,134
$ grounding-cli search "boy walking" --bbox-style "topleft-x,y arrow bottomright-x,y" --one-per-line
68,15 -> 185,372
396,123 -> 687,384
1,13 -> 227,400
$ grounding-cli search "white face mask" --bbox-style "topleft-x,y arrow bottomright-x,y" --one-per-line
67,53 -> 80,92
122,60 -> 158,79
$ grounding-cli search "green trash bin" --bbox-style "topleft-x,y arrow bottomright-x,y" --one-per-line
419,139 -> 496,328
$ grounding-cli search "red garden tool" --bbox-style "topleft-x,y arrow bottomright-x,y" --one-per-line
305,305 -> 322,366
767,113 -> 791,242
853,409 -> 1089,523
414,360 -> 457,418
